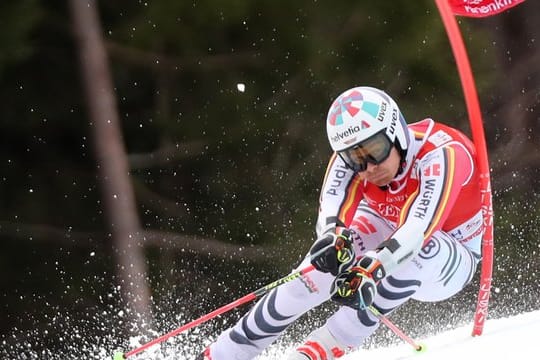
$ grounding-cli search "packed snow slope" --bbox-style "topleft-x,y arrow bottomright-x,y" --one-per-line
251,310 -> 540,360
338,310 -> 540,360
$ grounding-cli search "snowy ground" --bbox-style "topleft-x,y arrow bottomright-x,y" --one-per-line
121,310 -> 540,359
270,310 -> 540,360
4,309 -> 539,359
344,310 -> 540,359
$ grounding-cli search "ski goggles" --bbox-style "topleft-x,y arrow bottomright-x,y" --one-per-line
338,131 -> 393,172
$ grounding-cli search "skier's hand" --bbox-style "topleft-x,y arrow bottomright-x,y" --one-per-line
309,229 -> 355,276
331,252 -> 385,310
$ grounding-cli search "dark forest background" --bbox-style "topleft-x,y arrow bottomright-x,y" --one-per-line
0,1 -> 538,359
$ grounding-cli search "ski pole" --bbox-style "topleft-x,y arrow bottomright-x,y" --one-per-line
368,305 -> 424,352
113,264 -> 316,359
335,263 -> 424,352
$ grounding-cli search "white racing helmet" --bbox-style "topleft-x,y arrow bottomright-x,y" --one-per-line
326,86 -> 409,171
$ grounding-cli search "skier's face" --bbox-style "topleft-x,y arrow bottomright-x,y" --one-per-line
361,146 -> 401,187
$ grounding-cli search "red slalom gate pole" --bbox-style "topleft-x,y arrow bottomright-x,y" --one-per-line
116,264 -> 316,359
434,0 -> 495,337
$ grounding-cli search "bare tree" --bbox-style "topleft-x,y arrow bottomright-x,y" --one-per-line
68,0 -> 153,332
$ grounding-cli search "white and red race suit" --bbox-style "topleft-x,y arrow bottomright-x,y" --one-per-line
317,118 -> 482,266
205,119 -> 483,360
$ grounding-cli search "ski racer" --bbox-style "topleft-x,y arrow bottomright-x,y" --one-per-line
197,86 -> 483,359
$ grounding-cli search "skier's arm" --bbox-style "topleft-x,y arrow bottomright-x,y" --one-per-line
374,142 -> 475,275
315,153 -> 363,239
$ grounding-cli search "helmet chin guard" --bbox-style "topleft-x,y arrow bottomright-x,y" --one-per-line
326,87 -> 409,159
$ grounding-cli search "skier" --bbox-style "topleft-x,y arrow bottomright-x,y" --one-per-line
197,86 -> 483,359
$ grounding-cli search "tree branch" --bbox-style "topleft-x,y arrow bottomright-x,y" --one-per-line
128,140 -> 206,169
0,221 -> 274,261
105,40 -> 263,70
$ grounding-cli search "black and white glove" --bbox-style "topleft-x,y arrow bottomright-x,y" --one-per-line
309,229 -> 355,276
331,253 -> 386,310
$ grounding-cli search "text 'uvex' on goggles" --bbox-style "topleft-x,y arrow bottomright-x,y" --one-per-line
338,131 -> 393,172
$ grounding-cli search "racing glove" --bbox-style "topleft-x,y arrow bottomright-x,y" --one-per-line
309,228 -> 355,276
331,252 -> 386,310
